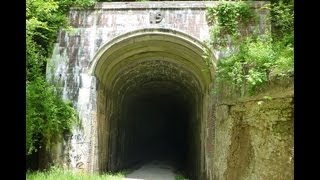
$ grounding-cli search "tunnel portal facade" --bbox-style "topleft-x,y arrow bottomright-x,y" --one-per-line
47,1 -> 268,179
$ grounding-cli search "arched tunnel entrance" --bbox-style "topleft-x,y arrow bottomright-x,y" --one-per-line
90,29 -> 214,179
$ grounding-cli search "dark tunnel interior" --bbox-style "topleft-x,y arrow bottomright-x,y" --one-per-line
120,89 -> 192,173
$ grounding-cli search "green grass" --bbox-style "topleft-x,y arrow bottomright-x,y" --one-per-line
175,174 -> 188,180
26,166 -> 125,180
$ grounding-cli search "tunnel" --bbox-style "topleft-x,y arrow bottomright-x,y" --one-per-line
90,28 -> 214,179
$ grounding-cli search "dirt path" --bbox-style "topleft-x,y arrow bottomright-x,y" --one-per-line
124,160 -> 178,180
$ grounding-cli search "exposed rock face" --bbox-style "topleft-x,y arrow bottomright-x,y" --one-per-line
212,85 -> 294,180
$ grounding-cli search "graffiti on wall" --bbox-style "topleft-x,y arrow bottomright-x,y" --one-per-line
69,128 -> 89,170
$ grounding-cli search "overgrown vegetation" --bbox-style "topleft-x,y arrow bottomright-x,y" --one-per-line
206,1 -> 256,49
26,0 -> 96,168
175,174 -> 188,180
26,166 -> 125,180
26,77 -> 78,154
206,0 -> 294,95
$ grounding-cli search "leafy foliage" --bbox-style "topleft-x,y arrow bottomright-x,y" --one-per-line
206,1 -> 256,48
26,0 -> 96,58
26,0 -> 95,157
269,0 -> 294,41
207,0 -> 293,95
217,34 -> 293,93
26,78 -> 78,155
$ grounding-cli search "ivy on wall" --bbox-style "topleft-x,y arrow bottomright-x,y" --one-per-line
206,1 -> 256,49
206,0 -> 294,95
